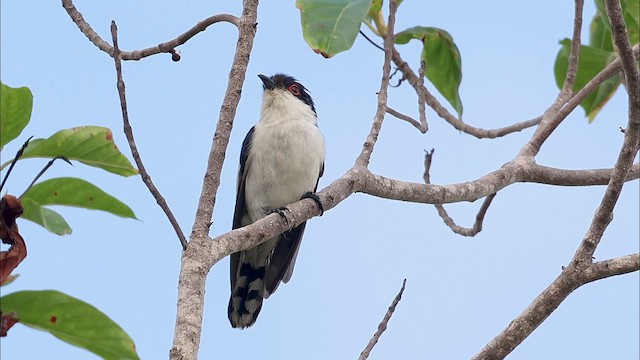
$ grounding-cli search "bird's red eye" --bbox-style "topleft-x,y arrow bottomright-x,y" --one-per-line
288,84 -> 301,96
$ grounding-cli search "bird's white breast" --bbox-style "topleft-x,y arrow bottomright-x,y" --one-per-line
243,90 -> 325,223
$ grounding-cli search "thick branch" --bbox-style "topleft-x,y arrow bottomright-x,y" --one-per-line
110,22 -> 188,250
527,163 -> 640,186
170,0 -> 258,359
62,0 -> 238,60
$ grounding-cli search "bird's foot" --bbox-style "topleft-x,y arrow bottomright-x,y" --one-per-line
270,207 -> 290,224
301,192 -> 324,216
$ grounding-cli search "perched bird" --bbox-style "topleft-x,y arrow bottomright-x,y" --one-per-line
228,74 -> 325,328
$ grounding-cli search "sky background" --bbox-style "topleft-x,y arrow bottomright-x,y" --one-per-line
1,1 -> 638,359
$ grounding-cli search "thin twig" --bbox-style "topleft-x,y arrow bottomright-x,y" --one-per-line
416,60 -> 428,133
62,0 -> 238,61
359,30 -> 385,52
423,149 -> 495,236
391,48 -> 543,139
0,137 -> 32,193
358,279 -> 406,360
520,45 -> 639,157
110,21 -> 188,250
559,0 -> 585,98
385,107 -> 422,130
20,156 -> 72,197
355,0 -> 398,167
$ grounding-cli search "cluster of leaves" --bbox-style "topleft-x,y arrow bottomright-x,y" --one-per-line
554,0 -> 639,121
296,0 -> 463,118
0,82 -> 140,359
297,0 -> 638,123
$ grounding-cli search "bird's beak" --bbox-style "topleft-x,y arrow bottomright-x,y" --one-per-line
258,74 -> 276,90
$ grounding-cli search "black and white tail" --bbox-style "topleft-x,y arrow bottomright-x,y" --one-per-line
228,260 -> 267,328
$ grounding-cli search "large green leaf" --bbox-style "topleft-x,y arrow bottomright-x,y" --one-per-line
0,83 -> 33,150
296,0 -> 371,57
0,290 -> 139,360
20,197 -> 72,235
19,126 -> 138,176
554,38 -> 621,122
395,26 -> 464,117
595,0 -> 639,47
21,177 -> 137,221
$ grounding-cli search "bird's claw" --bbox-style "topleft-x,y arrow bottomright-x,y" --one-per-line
271,207 -> 290,224
301,192 -> 324,216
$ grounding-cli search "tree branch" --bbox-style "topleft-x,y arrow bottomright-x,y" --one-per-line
423,149 -> 496,236
391,47 -> 543,139
572,0 -> 640,263
170,0 -> 258,358
473,3 -> 640,357
584,253 -> 640,283
62,0 -> 238,60
385,106 -> 423,131
358,279 -> 406,360
355,0 -> 397,167
110,22 -> 188,250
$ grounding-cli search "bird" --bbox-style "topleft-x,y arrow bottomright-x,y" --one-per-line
228,73 -> 325,328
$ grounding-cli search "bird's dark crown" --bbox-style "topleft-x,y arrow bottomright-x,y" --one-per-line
260,73 -> 316,114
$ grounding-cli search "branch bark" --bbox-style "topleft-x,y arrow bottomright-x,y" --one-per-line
170,0 -> 259,358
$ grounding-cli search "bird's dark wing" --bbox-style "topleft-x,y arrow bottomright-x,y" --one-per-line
264,160 -> 324,296
230,126 -> 255,292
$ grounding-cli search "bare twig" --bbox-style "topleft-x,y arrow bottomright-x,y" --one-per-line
355,0 -> 398,167
423,149 -> 496,236
391,48 -> 543,139
62,0 -> 238,61
359,30 -> 385,52
21,156 -> 72,197
416,60 -> 428,133
358,279 -> 406,360
385,107 -> 422,130
559,0 -> 585,98
110,22 -> 188,250
0,137 -> 32,193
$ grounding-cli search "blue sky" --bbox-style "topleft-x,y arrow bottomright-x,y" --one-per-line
1,1 -> 638,359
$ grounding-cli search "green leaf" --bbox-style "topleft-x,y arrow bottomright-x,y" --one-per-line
554,38 -> 621,121
296,0 -> 371,57
395,26 -> 464,117
589,0 -> 640,51
21,177 -> 137,221
20,197 -> 72,235
20,126 -> 138,177
590,10 -> 614,51
0,83 -> 33,150
0,290 -> 139,360
623,0 -> 639,45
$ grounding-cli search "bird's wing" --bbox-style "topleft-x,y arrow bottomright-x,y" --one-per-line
230,126 -> 255,292
264,160 -> 324,296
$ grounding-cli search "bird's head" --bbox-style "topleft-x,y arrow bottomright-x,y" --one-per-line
258,74 -> 316,115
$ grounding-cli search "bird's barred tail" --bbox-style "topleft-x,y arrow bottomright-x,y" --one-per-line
228,262 -> 266,328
